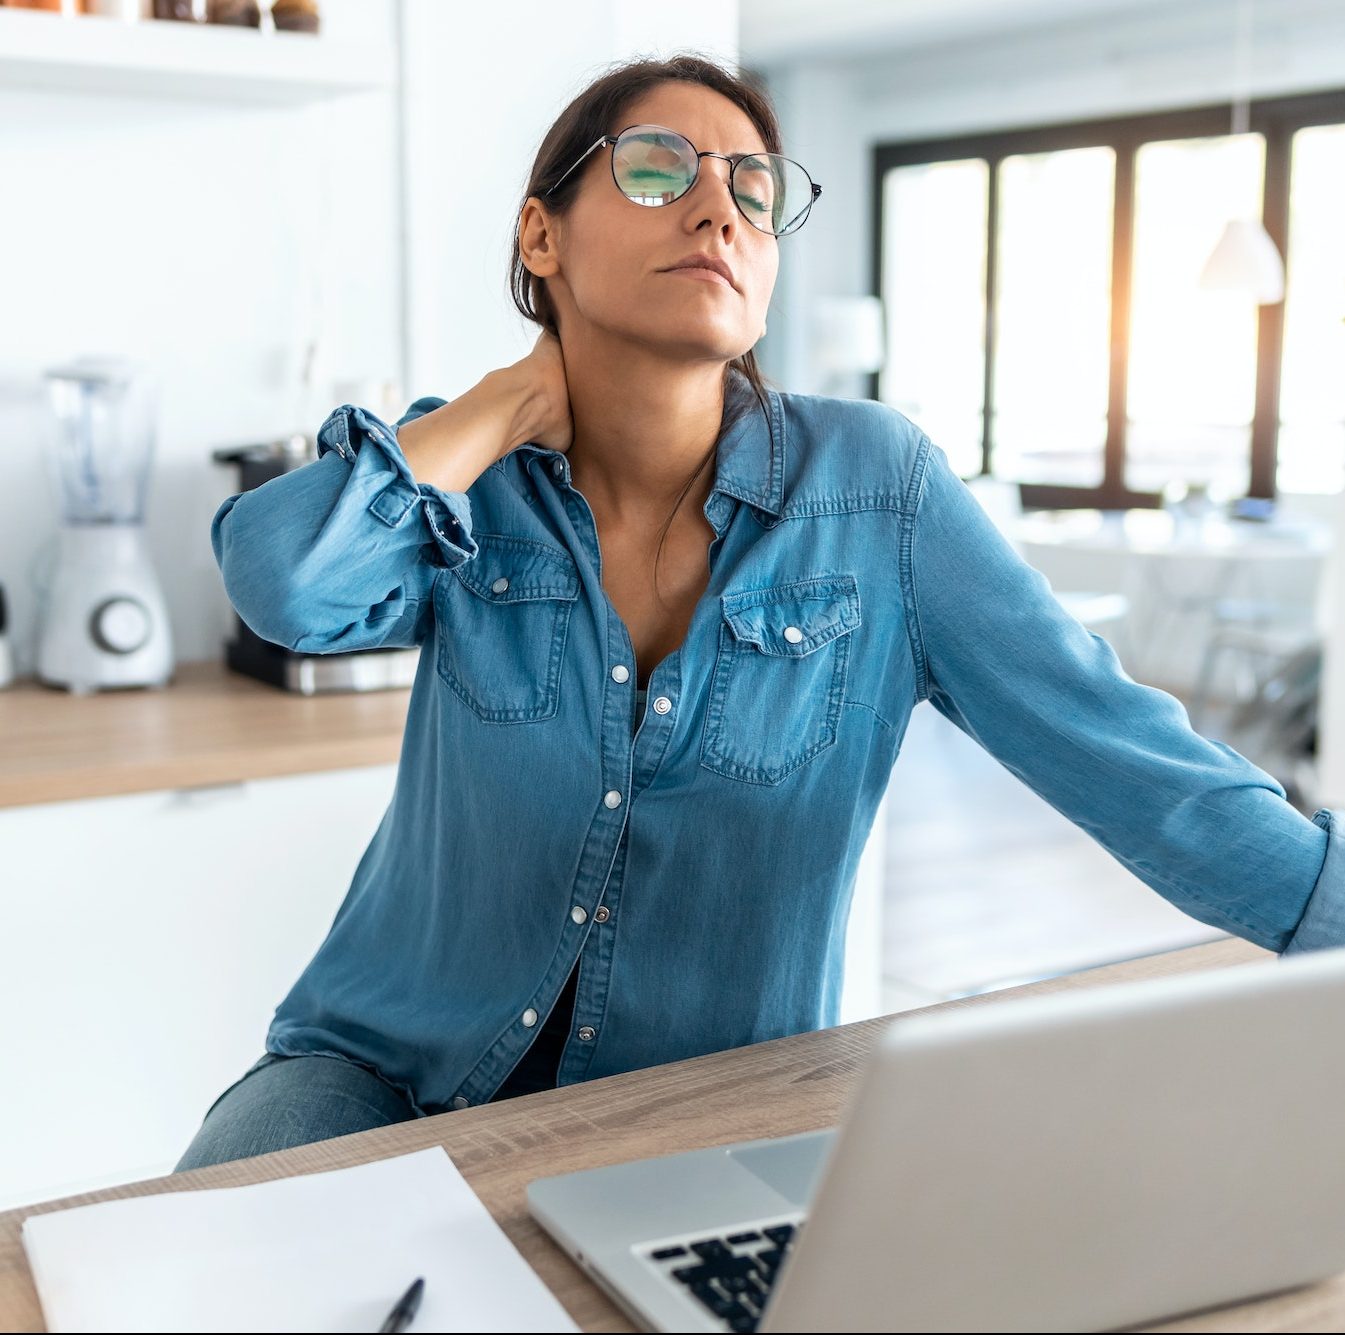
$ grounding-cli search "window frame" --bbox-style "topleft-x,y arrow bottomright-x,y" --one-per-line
870,88 -> 1345,508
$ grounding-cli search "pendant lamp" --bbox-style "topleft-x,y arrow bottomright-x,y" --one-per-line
1197,0 -> 1285,305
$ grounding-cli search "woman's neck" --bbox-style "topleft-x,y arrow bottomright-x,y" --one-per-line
561,337 -> 727,526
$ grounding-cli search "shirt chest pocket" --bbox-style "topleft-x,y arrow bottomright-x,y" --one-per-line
435,534 -> 581,723
700,573 -> 862,785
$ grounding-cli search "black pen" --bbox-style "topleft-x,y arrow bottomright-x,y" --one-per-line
379,1276 -> 425,1333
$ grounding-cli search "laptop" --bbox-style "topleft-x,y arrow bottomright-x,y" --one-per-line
527,946 -> 1345,1332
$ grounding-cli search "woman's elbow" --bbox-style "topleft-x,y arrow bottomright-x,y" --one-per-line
212,495 -> 308,648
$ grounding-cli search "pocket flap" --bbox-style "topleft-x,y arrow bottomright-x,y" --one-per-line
454,534 -> 580,603
721,574 -> 861,657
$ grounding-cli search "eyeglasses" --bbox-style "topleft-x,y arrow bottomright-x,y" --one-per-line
544,123 -> 822,237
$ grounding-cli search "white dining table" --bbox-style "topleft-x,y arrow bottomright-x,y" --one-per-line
1014,507 -> 1334,681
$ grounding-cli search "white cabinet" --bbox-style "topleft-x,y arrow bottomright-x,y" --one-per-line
0,764 -> 396,1210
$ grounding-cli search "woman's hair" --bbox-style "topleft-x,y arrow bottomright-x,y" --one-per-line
508,52 -> 781,601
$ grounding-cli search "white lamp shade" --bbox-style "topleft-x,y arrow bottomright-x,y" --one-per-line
813,296 -> 886,375
1198,218 -> 1285,304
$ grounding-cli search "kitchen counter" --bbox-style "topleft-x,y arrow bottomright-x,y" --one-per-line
0,660 -> 412,809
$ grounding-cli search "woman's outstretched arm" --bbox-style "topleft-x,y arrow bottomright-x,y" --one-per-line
899,430 -> 1343,955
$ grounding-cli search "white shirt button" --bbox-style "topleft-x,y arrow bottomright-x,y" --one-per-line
611,664 -> 630,683
491,576 -> 509,594
783,625 -> 803,643
521,1007 -> 538,1027
594,906 -> 611,923
603,789 -> 622,809
451,1095 -> 470,1110
571,904 -> 588,924
653,695 -> 672,714
552,458 -> 564,477
577,1026 -> 596,1041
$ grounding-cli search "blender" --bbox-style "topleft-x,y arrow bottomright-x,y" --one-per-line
36,357 -> 174,693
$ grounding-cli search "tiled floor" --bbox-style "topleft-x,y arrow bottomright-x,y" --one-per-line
877,694 -> 1230,1014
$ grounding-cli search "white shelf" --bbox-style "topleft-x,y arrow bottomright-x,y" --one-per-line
0,7 -> 394,104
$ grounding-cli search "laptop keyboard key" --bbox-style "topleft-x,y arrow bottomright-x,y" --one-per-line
726,1230 -> 761,1244
650,1245 -> 687,1260
689,1282 -> 738,1319
763,1224 -> 795,1246
690,1238 -> 730,1260
672,1263 -> 713,1284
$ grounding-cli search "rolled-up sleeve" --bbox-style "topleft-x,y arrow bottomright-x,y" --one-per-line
1283,808 -> 1345,952
314,398 -> 477,571
899,431 -> 1339,956
211,397 -> 479,654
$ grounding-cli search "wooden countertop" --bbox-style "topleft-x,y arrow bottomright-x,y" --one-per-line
6,938 -> 1338,1334
0,660 -> 412,810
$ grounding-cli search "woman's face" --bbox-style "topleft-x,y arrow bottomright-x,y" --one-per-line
521,82 -> 779,366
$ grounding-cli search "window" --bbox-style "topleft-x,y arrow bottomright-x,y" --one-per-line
880,159 -> 988,478
1278,122 -> 1345,494
1126,132 -> 1264,497
873,90 -> 1345,505
992,146 -> 1113,488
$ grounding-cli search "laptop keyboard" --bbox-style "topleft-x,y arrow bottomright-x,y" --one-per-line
641,1215 -> 805,1332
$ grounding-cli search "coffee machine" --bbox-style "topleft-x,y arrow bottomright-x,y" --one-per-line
212,435 -> 421,694
37,357 -> 174,694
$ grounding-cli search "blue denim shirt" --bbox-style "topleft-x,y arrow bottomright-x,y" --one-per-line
210,374 -> 1345,1115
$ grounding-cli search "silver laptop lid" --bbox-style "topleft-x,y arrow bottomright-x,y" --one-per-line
763,946 -> 1345,1332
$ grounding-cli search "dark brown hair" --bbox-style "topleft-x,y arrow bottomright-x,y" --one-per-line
508,52 -> 780,602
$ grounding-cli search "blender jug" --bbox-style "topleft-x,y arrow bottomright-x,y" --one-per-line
37,357 -> 174,693
46,357 -> 156,524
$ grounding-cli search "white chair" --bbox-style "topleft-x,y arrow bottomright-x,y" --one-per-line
1187,557 -> 1326,733
963,475 -> 1134,655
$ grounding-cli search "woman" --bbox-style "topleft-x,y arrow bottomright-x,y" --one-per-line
177,53 -> 1343,1171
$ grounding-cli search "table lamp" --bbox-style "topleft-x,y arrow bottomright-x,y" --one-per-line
812,295 -> 885,397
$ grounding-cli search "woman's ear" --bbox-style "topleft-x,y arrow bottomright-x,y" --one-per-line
518,197 -> 561,279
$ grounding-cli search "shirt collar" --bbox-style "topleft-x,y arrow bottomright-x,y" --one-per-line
510,373 -> 786,520
710,374 -> 786,519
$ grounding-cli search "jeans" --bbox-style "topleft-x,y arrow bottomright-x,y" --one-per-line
173,1053 -> 421,1172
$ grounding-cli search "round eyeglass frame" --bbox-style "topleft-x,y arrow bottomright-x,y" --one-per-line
543,122 -> 822,237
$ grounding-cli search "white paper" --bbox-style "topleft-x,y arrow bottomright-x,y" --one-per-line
22,1147 -> 580,1333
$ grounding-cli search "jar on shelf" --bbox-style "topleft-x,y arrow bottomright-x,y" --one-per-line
205,0 -> 258,25
83,0 -> 155,14
270,0 -> 317,33
150,0 -> 198,19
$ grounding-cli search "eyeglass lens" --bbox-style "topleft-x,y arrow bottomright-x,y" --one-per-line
611,125 -> 815,236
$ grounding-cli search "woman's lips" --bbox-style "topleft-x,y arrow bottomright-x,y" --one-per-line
665,267 -> 734,289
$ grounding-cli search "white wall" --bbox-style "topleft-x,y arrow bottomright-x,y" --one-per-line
0,0 -> 740,679
398,0 -> 738,400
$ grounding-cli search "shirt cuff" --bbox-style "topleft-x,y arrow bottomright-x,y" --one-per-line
1282,808 -> 1345,954
316,402 -> 479,569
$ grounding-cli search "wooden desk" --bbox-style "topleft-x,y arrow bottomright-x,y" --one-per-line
3,937 -> 1341,1333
